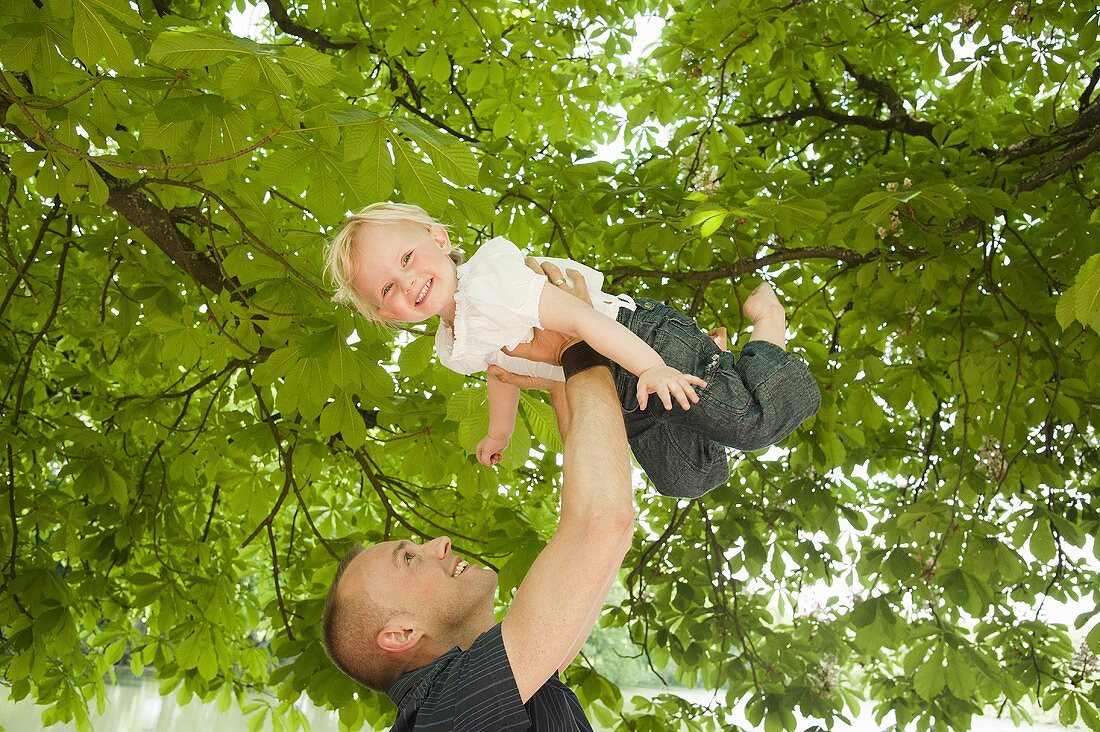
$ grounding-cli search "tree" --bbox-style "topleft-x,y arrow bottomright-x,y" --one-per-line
1,0 -> 1098,729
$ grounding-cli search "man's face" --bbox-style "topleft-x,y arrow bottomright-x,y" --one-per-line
340,536 -> 497,643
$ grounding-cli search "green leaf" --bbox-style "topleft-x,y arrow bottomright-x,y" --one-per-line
83,161 -> 109,205
1060,696 -> 1078,727
10,150 -> 46,178
222,57 -> 261,99
1056,282 -> 1079,330
85,0 -> 143,28
0,25 -> 41,71
446,387 -> 485,423
319,392 -> 366,448
72,0 -> 132,69
353,120 -> 395,202
853,190 -> 893,213
1029,521 -> 1056,564
699,210 -> 726,237
520,392 -> 562,453
1087,622 -> 1100,653
914,648 -> 945,700
1080,699 -> 1100,731
390,135 -> 447,209
278,45 -> 337,86
397,335 -> 434,376
1072,253 -> 1100,330
393,118 -> 478,185
148,28 -> 242,68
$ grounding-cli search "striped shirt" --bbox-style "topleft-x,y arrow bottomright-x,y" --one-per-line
387,623 -> 592,731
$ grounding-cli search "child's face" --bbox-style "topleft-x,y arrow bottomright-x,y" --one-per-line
351,221 -> 458,323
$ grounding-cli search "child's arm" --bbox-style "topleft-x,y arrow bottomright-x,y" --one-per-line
537,282 -> 707,411
477,374 -> 521,466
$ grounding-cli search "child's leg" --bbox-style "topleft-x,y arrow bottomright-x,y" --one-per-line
743,282 -> 787,350
708,327 -> 728,351
624,409 -> 729,499
616,298 -> 821,454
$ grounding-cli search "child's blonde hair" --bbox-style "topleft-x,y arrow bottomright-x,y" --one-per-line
325,202 -> 463,324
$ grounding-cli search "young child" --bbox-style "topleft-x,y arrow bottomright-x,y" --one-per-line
326,202 -> 820,499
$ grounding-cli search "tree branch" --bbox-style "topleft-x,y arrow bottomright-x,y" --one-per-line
1080,61 -> 1100,111
263,0 -> 355,50
0,199 -> 61,319
268,523 -> 296,641
99,170 -> 243,298
1013,128 -> 1100,194
741,101 -> 937,143
839,55 -> 909,120
607,245 -> 913,285
261,1 -> 481,143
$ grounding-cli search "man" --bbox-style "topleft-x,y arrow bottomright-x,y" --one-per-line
321,265 -> 635,730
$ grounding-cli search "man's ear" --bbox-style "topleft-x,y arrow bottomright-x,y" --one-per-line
376,617 -> 426,655
429,224 -> 452,253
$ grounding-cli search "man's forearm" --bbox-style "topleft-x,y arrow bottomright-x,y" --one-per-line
559,365 -> 633,528
548,381 -> 570,437
499,348 -> 634,702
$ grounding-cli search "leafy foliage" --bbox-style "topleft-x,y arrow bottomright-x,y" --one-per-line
1,0 -> 1098,730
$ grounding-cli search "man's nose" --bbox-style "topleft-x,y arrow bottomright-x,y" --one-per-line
430,536 -> 451,558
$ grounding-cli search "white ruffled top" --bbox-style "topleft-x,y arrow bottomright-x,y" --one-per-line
436,237 -> 635,381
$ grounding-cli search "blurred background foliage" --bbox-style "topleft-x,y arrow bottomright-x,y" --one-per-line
0,0 -> 1098,729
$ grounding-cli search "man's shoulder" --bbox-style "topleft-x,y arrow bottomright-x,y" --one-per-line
388,624 -> 529,730
388,626 -> 504,703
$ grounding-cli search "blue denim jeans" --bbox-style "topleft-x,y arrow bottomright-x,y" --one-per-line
611,298 -> 821,499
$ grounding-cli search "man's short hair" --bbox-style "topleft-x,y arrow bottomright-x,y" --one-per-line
321,544 -> 403,692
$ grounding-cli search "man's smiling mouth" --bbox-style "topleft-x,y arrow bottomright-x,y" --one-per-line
453,560 -> 469,577
416,278 -> 433,305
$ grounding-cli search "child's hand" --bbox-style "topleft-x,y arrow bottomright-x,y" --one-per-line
477,434 -> 510,466
636,365 -> 707,411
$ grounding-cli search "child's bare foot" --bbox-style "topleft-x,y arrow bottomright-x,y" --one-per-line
708,327 -> 728,352
743,283 -> 787,350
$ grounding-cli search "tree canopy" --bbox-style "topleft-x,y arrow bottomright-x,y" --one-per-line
1,0 -> 1098,729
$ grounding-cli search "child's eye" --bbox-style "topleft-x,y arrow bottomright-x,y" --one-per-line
382,283 -> 392,297
402,252 -> 411,265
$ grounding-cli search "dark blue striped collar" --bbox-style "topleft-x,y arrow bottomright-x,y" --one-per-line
387,644 -> 463,707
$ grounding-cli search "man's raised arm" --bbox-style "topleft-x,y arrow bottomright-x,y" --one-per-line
499,274 -> 635,703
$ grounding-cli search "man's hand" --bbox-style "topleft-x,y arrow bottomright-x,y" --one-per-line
523,258 -> 593,308
636,364 -> 708,411
486,364 -> 555,392
503,261 -> 591,366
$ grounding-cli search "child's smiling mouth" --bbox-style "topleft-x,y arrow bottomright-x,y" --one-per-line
416,278 -> 433,305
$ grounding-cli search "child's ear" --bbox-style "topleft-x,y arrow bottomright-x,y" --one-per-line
429,224 -> 451,252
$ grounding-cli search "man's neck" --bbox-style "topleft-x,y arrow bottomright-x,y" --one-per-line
450,614 -> 495,650
403,614 -> 495,676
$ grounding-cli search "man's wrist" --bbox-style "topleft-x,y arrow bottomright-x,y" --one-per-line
561,342 -> 613,380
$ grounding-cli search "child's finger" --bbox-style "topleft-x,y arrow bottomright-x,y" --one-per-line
684,382 -> 700,404
658,384 -> 672,411
685,374 -> 708,389
673,384 -> 692,411
636,384 -> 649,410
